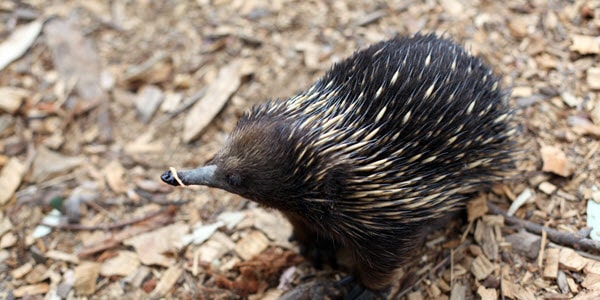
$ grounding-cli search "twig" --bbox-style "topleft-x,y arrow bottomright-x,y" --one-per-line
77,206 -> 177,257
40,207 -> 167,231
487,202 -> 600,254
394,245 -> 466,299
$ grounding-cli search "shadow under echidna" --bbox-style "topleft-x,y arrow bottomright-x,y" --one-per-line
162,33 -> 516,299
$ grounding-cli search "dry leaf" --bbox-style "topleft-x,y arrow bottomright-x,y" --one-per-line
124,223 -> 189,267
0,20 -> 43,71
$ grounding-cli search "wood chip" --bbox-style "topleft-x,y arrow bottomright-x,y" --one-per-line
12,283 -> 50,298
31,147 -> 84,183
0,19 -> 43,71
407,290 -> 423,300
450,283 -> 466,300
570,35 -> 600,55
150,265 -> 183,298
467,195 -> 487,222
124,223 -> 189,267
581,273 -> 600,290
44,18 -> 105,102
103,160 -> 127,194
507,188 -> 534,216
501,279 -> 535,300
183,59 -> 254,143
471,255 -> 495,280
543,248 -> 559,279
538,182 -> 557,195
540,144 -> 573,177
584,261 -> 600,275
0,157 -> 26,205
135,85 -> 164,123
235,230 -> 270,260
252,208 -> 293,248
100,250 -> 140,277
505,231 -> 541,259
573,290 -> 600,300
73,262 -> 101,295
45,250 -> 80,264
0,87 -> 29,114
476,286 -> 498,300
11,262 -> 33,279
588,68 -> 600,90
559,248 -> 589,272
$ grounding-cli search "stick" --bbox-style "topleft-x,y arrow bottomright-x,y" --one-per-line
487,202 -> 600,254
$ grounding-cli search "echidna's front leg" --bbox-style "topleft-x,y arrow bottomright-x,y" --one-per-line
285,213 -> 341,269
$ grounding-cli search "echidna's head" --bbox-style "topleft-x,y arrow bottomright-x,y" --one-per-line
162,116 -> 313,211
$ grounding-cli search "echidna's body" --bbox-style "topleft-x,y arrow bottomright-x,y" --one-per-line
162,34 -> 515,291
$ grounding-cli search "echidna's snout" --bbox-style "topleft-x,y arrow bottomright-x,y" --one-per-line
160,165 -> 218,187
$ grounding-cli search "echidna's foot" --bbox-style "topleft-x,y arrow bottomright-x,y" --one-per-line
336,276 -> 386,300
297,238 -> 339,270
279,278 -> 343,300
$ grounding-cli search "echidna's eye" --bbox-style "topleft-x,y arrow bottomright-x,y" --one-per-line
226,173 -> 242,186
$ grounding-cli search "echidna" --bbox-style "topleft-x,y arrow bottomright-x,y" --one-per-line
162,34 -> 515,294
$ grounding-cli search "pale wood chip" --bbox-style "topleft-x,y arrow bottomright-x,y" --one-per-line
234,230 -> 270,260
73,262 -> 101,295
588,68 -> 600,90
559,248 -> 589,272
471,255 -> 495,280
407,290 -> 423,300
540,144 -> 573,177
584,261 -> 600,275
150,265 -> 183,298
100,251 -> 140,277
45,250 -> 80,264
12,283 -> 50,298
543,248 -> 559,279
571,35 -> 600,55
538,182 -> 557,195
11,262 -> 33,279
467,195 -> 487,222
476,286 -> 498,300
183,58 -> 254,143
0,157 -> 26,205
0,20 -> 43,71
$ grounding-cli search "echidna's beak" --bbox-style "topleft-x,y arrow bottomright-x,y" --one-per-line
161,165 -> 217,187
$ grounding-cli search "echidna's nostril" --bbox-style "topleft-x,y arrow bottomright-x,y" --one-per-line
160,171 -> 176,185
